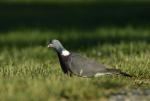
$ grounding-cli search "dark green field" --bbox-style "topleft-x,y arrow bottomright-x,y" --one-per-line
0,1 -> 150,101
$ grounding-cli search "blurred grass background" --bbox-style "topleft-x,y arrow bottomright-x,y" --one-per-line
0,1 -> 150,101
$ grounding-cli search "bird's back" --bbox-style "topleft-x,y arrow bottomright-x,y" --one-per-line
67,53 -> 108,77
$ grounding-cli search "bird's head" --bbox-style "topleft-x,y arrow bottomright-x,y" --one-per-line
48,39 -> 64,52
48,39 -> 70,56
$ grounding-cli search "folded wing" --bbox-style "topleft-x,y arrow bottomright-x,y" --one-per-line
67,53 -> 110,77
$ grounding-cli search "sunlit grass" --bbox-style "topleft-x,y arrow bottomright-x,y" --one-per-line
0,27 -> 150,100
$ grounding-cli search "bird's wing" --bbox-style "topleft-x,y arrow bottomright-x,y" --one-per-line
67,53 -> 109,77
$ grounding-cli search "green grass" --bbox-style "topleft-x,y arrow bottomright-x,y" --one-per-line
0,26 -> 150,100
1,0 -> 150,3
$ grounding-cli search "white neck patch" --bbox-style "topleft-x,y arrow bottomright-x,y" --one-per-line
61,50 -> 70,56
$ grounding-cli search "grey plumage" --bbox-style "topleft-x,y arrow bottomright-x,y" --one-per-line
66,53 -> 131,77
48,39 -> 132,78
67,53 -> 109,77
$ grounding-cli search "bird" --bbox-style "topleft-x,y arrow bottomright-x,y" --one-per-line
48,39 -> 132,78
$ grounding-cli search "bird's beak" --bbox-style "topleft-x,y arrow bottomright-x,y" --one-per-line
48,43 -> 53,48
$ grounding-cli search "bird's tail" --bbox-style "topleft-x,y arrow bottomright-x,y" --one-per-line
107,68 -> 132,77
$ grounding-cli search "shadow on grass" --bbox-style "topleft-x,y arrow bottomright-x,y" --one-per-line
0,2 -> 150,32
0,2 -> 150,50
92,79 -> 124,89
0,34 -> 150,50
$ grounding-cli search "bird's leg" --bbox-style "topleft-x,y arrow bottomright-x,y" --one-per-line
67,72 -> 72,77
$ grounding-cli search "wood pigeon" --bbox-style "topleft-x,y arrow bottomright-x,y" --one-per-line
48,39 -> 132,77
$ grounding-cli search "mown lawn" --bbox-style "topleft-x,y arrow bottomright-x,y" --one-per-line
0,26 -> 150,101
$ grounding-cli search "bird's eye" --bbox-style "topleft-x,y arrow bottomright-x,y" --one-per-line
47,40 -> 51,45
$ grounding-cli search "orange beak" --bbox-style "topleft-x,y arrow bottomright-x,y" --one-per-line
48,44 -> 53,48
